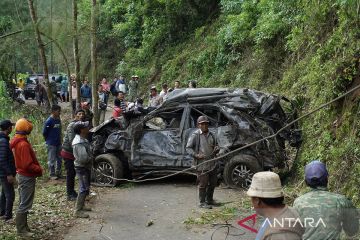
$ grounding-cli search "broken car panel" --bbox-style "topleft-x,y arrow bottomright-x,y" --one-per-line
90,88 -> 302,187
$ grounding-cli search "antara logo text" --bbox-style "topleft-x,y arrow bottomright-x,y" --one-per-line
237,214 -> 326,234
262,217 -> 327,228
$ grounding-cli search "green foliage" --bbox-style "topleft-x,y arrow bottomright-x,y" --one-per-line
105,0 -> 360,205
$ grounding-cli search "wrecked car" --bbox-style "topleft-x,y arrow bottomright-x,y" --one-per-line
90,88 -> 302,188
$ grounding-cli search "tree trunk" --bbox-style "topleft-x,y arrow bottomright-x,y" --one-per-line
27,0 -> 53,106
39,32 -> 71,108
72,0 -> 81,109
91,0 -> 99,126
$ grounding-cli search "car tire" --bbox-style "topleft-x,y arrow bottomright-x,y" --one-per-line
25,95 -> 28,100
94,154 -> 123,186
223,154 -> 261,189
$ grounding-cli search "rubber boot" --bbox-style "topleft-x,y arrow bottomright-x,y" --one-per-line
198,189 -> 212,209
74,194 -> 89,218
16,213 -> 34,237
82,203 -> 92,212
25,213 -> 31,232
206,187 -> 220,206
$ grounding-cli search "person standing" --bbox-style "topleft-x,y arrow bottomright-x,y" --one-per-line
247,172 -> 304,240
0,120 -> 16,222
34,79 -> 44,106
80,80 -> 92,104
174,80 -> 180,89
116,75 -> 127,94
293,160 -> 359,239
186,116 -> 219,209
98,85 -> 107,123
60,76 -> 69,102
100,78 -> 110,105
188,80 -> 197,88
159,83 -> 168,100
71,79 -> 78,115
116,91 -> 127,113
72,121 -> 92,218
128,75 -> 139,102
17,78 -> 25,90
10,118 -> 43,237
60,109 -> 85,201
81,102 -> 94,129
43,105 -> 62,180
50,76 -> 58,105
148,86 -> 163,107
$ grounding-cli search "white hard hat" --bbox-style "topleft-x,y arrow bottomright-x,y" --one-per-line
247,172 -> 283,198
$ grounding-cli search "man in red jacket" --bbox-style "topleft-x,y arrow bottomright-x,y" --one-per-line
10,118 -> 43,237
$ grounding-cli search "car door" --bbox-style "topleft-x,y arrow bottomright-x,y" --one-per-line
182,104 -> 238,162
131,107 -> 185,168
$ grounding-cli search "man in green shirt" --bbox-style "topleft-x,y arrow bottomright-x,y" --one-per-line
128,75 -> 139,102
293,160 -> 359,239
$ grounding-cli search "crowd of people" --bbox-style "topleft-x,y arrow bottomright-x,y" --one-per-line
187,115 -> 359,239
1,75 -> 358,239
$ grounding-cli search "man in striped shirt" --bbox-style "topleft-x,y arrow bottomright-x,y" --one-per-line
116,91 -> 127,113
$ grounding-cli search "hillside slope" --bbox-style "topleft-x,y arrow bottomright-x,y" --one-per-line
109,0 -> 360,204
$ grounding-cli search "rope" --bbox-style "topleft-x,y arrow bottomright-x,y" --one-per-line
96,84 -> 359,183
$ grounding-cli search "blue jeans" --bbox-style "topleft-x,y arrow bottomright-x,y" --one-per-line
0,177 -> 15,219
75,167 -> 90,195
47,145 -> 62,175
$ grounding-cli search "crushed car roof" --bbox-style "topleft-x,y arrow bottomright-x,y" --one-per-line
162,88 -> 279,110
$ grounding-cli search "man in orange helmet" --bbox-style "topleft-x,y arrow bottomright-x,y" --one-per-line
10,118 -> 43,237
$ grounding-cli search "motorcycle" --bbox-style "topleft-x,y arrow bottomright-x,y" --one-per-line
14,87 -> 26,104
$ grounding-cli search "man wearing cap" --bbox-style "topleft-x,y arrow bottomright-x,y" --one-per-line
10,118 -> 43,237
186,116 -> 219,209
247,172 -> 304,240
149,86 -> 163,107
72,121 -> 92,218
128,75 -> 139,102
0,120 -> 16,222
293,160 -> 359,239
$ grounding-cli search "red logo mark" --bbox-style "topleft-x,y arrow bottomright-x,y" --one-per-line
237,213 -> 258,233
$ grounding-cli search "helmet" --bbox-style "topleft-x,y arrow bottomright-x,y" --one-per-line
247,172 -> 283,198
197,116 -> 209,124
305,160 -> 328,187
15,118 -> 33,135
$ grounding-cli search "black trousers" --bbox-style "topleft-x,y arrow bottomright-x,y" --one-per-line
64,159 -> 76,196
197,169 -> 217,190
0,177 -> 15,219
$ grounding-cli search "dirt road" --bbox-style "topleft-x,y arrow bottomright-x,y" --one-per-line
63,179 -> 255,240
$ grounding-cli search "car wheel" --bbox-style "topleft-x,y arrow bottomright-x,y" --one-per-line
94,154 -> 123,186
25,95 -> 28,100
223,154 -> 261,189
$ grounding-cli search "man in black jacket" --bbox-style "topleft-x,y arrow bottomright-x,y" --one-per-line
0,119 -> 16,222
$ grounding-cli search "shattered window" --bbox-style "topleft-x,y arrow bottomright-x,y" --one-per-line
190,106 -> 228,128
144,108 -> 184,130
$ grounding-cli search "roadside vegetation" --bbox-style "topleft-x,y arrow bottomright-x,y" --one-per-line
0,82 -> 76,240
103,0 -> 360,205
0,0 -> 359,238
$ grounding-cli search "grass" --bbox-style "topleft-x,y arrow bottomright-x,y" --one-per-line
183,197 -> 253,226
0,181 -> 75,240
0,84 -> 78,239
